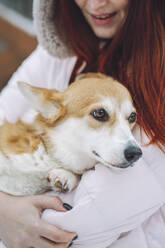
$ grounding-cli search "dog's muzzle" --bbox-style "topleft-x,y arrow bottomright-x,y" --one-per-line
92,142 -> 142,169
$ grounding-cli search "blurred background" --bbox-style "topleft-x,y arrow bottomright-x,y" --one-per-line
0,0 -> 37,90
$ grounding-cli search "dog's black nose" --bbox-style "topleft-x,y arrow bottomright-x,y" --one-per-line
124,146 -> 142,163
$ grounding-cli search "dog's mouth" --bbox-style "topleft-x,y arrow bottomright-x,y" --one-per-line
92,150 -> 133,169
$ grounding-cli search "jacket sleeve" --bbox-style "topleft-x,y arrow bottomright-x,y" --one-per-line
41,162 -> 165,248
0,45 -> 76,124
133,125 -> 165,189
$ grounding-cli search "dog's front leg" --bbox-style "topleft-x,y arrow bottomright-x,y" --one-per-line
48,169 -> 80,192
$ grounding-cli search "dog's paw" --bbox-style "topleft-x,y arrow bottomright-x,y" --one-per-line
48,169 -> 79,192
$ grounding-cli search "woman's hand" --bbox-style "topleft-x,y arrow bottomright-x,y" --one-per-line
0,192 -> 76,248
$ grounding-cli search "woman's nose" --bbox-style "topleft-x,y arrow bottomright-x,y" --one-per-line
87,0 -> 109,11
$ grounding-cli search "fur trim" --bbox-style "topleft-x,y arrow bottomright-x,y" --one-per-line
33,0 -> 75,58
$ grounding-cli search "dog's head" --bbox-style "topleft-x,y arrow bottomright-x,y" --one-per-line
18,73 -> 142,171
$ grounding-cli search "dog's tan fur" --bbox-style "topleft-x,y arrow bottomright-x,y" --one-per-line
0,121 -> 41,156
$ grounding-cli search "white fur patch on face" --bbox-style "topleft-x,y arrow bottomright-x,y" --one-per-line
120,100 -> 136,119
47,118 -> 97,173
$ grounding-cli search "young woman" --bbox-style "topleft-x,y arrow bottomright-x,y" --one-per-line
0,0 -> 164,247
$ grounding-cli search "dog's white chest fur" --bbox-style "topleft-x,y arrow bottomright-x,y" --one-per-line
0,144 -> 58,195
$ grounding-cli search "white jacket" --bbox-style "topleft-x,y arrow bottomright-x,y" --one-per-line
0,45 -> 165,248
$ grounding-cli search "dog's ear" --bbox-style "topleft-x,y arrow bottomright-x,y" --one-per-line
75,72 -> 108,81
17,82 -> 65,123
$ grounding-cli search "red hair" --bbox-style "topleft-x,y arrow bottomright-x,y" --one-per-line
60,0 -> 165,151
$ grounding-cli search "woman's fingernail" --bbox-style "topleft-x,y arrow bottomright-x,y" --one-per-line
72,235 -> 78,241
68,242 -> 73,247
63,203 -> 73,210
68,235 -> 78,247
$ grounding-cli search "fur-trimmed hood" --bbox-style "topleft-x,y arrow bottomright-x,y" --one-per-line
33,0 -> 74,58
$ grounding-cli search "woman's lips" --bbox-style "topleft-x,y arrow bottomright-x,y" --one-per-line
91,12 -> 117,25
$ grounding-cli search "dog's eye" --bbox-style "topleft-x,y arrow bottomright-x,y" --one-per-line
128,112 -> 137,123
91,108 -> 109,122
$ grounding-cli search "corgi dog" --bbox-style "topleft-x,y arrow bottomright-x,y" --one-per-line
0,73 -> 142,195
